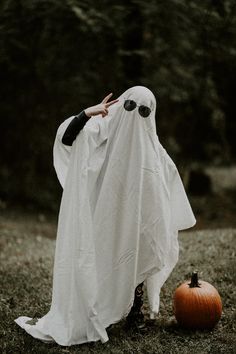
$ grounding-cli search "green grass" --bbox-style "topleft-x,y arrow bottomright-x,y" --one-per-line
0,215 -> 236,354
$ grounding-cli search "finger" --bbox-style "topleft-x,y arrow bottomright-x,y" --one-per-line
105,99 -> 119,108
103,109 -> 108,115
101,92 -> 113,104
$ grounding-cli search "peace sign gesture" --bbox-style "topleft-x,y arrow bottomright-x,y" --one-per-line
84,93 -> 119,118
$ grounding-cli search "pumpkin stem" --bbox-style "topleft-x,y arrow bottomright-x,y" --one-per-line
189,271 -> 201,288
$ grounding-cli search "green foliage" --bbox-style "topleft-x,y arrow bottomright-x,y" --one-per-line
0,0 -> 236,208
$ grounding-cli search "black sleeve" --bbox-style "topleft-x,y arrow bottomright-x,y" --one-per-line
62,110 -> 89,146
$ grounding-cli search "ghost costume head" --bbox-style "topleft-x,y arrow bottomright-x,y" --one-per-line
108,85 -> 157,133
15,86 -> 196,346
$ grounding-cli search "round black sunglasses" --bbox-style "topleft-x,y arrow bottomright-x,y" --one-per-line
123,99 -> 152,118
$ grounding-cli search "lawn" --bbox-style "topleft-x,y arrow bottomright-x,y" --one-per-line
0,213 -> 235,354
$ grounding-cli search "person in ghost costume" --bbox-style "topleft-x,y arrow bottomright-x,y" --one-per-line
15,86 -> 196,346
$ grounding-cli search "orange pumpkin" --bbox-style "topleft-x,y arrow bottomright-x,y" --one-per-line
173,271 -> 222,330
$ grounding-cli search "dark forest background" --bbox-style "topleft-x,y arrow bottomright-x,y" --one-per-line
0,0 -> 236,212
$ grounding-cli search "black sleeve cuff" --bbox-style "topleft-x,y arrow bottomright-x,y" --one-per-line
61,110 -> 89,146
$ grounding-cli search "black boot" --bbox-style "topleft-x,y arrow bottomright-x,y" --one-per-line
125,282 -> 146,332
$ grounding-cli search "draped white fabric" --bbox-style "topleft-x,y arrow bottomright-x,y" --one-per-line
15,86 -> 196,346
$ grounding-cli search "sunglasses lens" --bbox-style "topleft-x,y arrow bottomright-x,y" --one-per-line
124,100 -> 136,111
139,105 -> 151,118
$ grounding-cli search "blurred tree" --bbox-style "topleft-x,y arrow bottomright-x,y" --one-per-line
0,0 -> 235,209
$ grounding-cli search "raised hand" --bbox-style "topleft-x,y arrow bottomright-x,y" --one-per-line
84,93 -> 119,118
